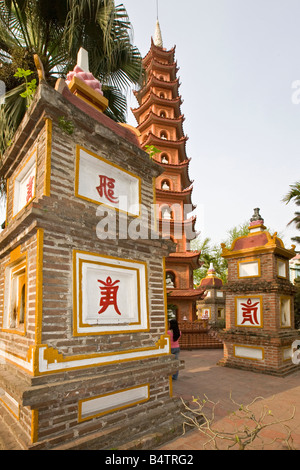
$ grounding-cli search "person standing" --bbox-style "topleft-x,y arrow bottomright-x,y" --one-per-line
167,319 -> 181,380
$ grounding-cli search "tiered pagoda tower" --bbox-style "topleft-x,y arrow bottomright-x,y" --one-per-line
132,21 -> 202,322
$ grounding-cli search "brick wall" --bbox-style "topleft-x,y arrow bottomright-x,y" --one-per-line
0,83 -> 183,449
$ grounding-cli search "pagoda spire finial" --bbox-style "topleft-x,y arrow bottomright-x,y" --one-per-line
153,1 -> 163,48
154,19 -> 163,48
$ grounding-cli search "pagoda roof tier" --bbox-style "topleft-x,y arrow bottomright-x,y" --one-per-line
166,288 -> 205,300
131,92 -> 182,121
134,75 -> 180,102
168,251 -> 202,269
142,132 -> 188,162
153,157 -> 191,169
137,110 -> 185,138
153,158 -> 194,188
144,58 -> 178,81
156,186 -> 194,206
143,39 -> 176,66
159,216 -> 198,241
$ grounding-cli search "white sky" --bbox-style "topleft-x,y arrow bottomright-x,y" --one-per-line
122,0 -> 300,251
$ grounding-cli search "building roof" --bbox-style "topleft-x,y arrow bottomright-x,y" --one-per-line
133,75 -> 180,101
200,263 -> 223,288
143,39 -> 176,66
168,251 -> 202,269
131,92 -> 182,121
221,209 -> 296,260
167,288 -> 205,300
141,132 -> 188,162
136,110 -> 185,138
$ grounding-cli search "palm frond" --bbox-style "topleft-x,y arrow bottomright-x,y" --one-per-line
0,83 -> 27,156
0,0 -> 143,173
283,181 -> 300,206
102,84 -> 127,122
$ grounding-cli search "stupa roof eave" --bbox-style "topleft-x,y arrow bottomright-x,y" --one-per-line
143,53 -> 177,69
156,185 -> 193,196
143,131 -> 187,143
136,110 -> 185,132
141,133 -> 188,161
166,288 -> 205,299
153,157 -> 191,168
153,158 -> 193,187
132,90 -> 182,111
148,37 -> 176,56
144,58 -> 179,79
133,75 -> 180,100
142,132 -> 188,149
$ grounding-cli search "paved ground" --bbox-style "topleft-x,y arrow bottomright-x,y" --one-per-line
1,349 -> 300,451
158,349 -> 300,450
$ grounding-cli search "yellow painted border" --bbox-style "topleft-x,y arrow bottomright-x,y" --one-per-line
237,258 -> 261,279
279,295 -> 292,329
73,250 -> 150,336
200,307 -> 211,320
221,230 -> 295,259
78,384 -> 150,422
10,260 -> 27,328
75,145 -> 142,218
35,229 -> 44,346
32,335 -> 169,376
77,258 -> 141,329
1,247 -> 28,336
43,118 -> 52,197
235,295 -> 263,329
153,177 -> 158,233
233,344 -> 265,361
31,409 -> 39,444
5,177 -> 9,228
0,392 -> 20,420
163,257 -> 169,332
11,147 -> 38,220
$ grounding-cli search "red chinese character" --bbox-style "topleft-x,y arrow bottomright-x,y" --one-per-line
98,276 -> 121,316
240,298 -> 260,325
96,176 -> 119,204
26,176 -> 35,203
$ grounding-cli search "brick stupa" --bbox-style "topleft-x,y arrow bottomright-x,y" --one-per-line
218,208 -> 300,376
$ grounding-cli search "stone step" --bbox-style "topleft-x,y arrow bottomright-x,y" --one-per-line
39,397 -> 187,451
111,410 -> 202,451
0,401 -> 29,450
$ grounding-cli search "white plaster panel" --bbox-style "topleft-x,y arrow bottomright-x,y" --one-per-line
278,260 -> 287,278
13,150 -> 37,216
283,347 -> 292,361
80,385 -> 149,420
236,297 -> 262,328
74,251 -> 149,334
239,261 -> 259,278
234,345 -> 264,361
76,147 -> 140,216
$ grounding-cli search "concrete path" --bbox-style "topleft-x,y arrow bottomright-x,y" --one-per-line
159,349 -> 300,451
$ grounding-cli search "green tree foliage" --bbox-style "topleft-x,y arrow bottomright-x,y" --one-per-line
192,222 -> 250,286
283,181 -> 300,245
0,0 -> 143,160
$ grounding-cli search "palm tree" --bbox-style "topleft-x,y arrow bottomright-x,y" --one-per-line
191,236 -> 226,286
0,0 -> 143,157
283,181 -> 300,244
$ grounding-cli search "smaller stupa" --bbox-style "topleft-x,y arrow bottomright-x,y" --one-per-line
197,263 -> 225,322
